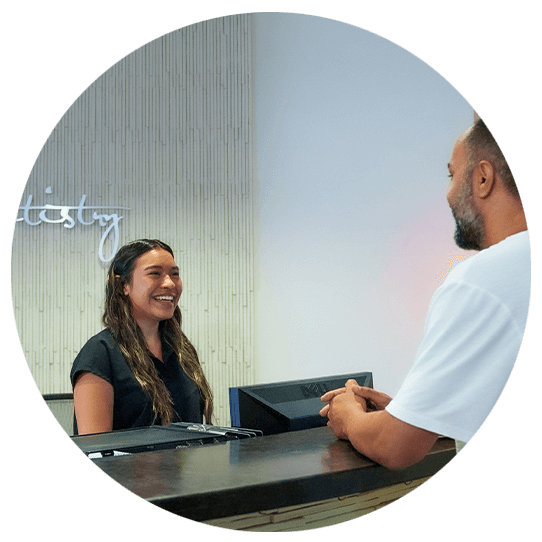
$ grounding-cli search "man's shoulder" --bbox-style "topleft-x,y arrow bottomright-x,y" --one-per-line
447,230 -> 529,285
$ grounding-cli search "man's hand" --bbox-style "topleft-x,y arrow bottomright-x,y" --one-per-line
319,380 -> 368,440
320,379 -> 393,415
320,380 -> 438,469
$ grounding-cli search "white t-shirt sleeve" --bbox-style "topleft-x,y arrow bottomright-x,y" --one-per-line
386,280 -> 522,443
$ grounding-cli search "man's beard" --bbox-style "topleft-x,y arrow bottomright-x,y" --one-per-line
450,177 -> 485,251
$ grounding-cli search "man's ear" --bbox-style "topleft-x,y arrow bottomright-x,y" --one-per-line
474,160 -> 495,199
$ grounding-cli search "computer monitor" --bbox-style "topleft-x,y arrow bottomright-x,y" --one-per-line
230,372 -> 373,435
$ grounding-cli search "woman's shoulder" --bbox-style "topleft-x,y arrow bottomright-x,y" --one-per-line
71,329 -> 123,386
85,328 -> 116,346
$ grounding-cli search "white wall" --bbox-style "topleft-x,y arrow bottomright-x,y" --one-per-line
252,13 -> 474,395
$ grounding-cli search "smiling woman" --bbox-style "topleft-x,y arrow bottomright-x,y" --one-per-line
122,248 -> 183,343
71,239 -> 214,435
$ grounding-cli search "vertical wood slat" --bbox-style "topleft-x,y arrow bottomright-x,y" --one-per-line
11,14 -> 254,426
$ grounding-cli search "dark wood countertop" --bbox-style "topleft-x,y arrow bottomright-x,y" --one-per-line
91,426 -> 456,521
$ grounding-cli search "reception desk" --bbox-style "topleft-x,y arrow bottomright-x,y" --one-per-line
90,426 -> 456,531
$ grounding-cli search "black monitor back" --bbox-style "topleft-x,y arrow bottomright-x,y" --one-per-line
230,372 -> 373,435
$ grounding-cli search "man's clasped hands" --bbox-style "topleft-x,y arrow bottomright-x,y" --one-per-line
319,379 -> 393,440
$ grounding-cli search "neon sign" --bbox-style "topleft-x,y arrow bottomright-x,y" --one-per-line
16,187 -> 129,263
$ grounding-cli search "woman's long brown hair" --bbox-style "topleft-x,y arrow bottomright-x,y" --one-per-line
102,239 -> 213,425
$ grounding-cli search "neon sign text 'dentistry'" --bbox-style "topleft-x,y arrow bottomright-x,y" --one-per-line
16,187 -> 129,263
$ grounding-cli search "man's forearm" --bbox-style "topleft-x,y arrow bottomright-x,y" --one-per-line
327,399 -> 438,470
341,410 -> 407,469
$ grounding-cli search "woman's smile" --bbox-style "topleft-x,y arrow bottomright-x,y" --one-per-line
123,248 -> 183,326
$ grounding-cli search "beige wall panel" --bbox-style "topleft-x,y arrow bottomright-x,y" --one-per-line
12,15 -> 254,426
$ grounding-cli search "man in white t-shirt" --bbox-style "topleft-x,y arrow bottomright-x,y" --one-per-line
320,119 -> 530,469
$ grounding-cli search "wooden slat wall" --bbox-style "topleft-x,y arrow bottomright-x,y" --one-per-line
204,478 -> 431,531
11,14 -> 254,426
